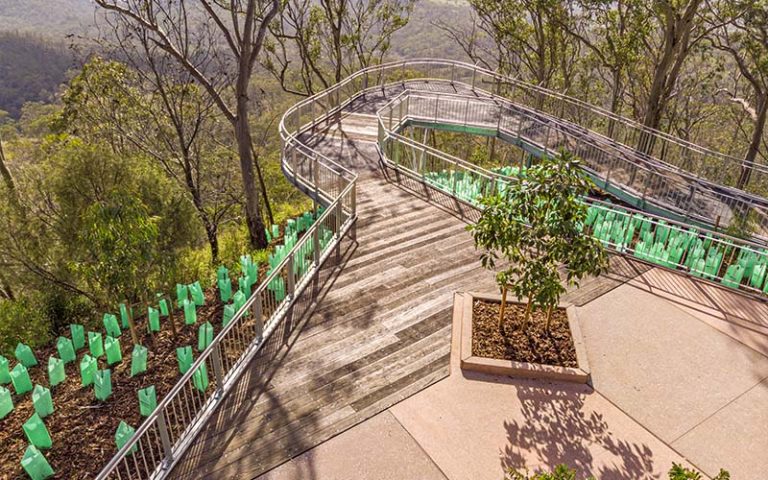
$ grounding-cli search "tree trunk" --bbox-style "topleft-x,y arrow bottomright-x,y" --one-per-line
498,285 -> 508,331
545,305 -> 554,332
737,93 -> 767,191
251,148 -> 275,225
235,79 -> 268,250
205,224 -> 220,265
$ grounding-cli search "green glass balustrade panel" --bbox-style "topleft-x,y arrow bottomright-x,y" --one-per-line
105,336 -> 122,366
130,345 -> 148,377
0,386 -> 12,419
80,354 -> 97,386
11,363 -> 33,395
21,445 -> 54,480
176,283 -> 189,307
47,357 -> 65,388
94,369 -> 112,401
15,343 -> 38,367
0,355 -> 9,384
32,385 -> 53,418
103,313 -> 121,338
198,322 -> 213,352
138,385 -> 156,417
115,421 -> 137,454
177,346 -> 193,374
148,307 -> 160,333
56,337 -> 75,364
183,299 -> 197,325
23,413 -> 52,449
222,304 -> 235,328
70,324 -> 85,351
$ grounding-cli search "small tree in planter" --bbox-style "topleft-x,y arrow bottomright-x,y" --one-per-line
469,150 -> 608,331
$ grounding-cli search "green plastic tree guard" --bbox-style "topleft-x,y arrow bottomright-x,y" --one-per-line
222,304 -> 234,327
0,386 -> 12,419
148,307 -> 160,333
232,291 -> 246,315
238,275 -> 251,298
89,332 -> 104,358
80,354 -> 97,386
193,363 -> 209,392
32,385 -> 54,418
21,445 -> 54,480
56,337 -> 76,364
119,303 -> 130,329
11,363 -> 33,395
103,313 -> 121,338
198,322 -> 213,352
47,357 -> 65,388
190,281 -> 205,306
23,413 -> 52,449
217,265 -> 229,281
176,283 -> 188,307
0,355 -> 9,384
138,385 -> 156,417
15,343 -> 38,367
183,299 -> 197,325
94,369 -> 112,401
105,336 -> 122,365
158,297 -> 169,317
218,278 -> 232,303
177,346 -> 193,374
130,345 -> 147,377
115,420 -> 138,454
70,324 -> 85,350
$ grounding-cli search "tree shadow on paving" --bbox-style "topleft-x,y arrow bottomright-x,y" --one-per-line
169,237 -> 359,480
500,382 -> 659,480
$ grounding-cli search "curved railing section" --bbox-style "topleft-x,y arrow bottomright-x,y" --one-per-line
376,91 -> 768,301
378,89 -> 768,240
95,69 -> 359,480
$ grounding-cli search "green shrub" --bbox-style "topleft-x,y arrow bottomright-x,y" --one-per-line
504,463 -> 730,480
0,296 -> 50,357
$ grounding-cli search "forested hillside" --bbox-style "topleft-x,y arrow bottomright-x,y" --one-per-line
0,0 -> 93,36
0,32 -> 74,118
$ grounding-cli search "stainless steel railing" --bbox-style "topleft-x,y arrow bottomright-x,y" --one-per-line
95,69 -> 358,480
378,89 -> 768,240
376,91 -> 768,300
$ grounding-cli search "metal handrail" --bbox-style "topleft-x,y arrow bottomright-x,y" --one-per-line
376,92 -> 768,300
96,67 -> 359,480
377,89 -> 768,239
278,58 -> 768,194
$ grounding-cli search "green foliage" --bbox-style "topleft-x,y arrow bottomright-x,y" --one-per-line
470,150 -> 608,326
505,463 -> 730,480
0,297 -> 50,357
668,463 -> 730,480
505,464 -> 592,480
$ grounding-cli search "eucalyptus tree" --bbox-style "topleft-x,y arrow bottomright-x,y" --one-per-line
264,0 -> 415,96
707,0 -> 768,190
470,151 -> 608,331
559,0 -> 650,120
93,0 -> 281,249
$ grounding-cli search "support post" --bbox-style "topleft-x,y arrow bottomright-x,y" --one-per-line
157,410 -> 174,464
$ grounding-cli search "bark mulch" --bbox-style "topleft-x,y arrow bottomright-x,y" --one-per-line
471,298 -> 577,368
0,289 -> 227,480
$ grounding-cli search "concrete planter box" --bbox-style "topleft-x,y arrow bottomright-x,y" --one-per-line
458,292 -> 591,384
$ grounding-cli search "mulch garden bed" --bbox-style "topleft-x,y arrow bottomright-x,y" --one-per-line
471,298 -> 577,368
0,288 -> 232,480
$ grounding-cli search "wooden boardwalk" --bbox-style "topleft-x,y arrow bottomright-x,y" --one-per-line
170,128 -> 499,478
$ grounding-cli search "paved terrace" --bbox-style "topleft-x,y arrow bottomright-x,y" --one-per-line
170,92 -> 768,480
